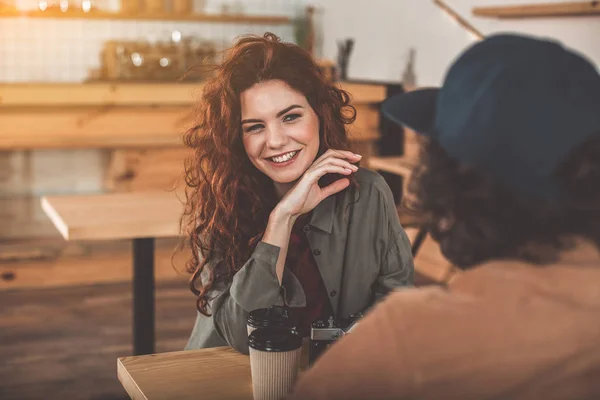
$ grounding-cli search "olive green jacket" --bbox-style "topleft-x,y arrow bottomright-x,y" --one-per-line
185,168 -> 414,354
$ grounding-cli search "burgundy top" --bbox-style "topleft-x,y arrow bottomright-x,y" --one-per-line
286,214 -> 333,337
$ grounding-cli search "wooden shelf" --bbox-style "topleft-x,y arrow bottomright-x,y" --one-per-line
0,82 -> 385,150
0,82 -> 386,108
473,1 -> 600,19
0,83 -> 204,107
0,8 -> 291,24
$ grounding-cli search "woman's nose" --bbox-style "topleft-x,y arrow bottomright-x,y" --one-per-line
265,126 -> 287,149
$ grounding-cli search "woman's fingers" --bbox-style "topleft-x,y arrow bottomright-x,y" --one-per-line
306,163 -> 353,182
313,149 -> 362,166
311,157 -> 359,173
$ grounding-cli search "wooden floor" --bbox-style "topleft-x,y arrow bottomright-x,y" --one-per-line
0,279 -> 195,400
0,236 -> 195,400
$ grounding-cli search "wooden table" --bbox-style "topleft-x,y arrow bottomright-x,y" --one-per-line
41,191 -> 184,355
118,344 -> 310,400
118,347 -> 253,400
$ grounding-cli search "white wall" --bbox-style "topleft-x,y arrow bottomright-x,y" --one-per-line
314,0 -> 600,86
0,0 -> 302,82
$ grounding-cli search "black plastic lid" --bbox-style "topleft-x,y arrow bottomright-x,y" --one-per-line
247,305 -> 296,329
248,327 -> 302,352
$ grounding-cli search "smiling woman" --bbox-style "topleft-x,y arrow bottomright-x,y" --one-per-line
240,81 -> 321,197
181,33 -> 414,354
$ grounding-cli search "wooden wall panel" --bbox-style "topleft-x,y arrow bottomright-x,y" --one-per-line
105,148 -> 191,193
0,107 -> 193,150
0,238 -> 188,290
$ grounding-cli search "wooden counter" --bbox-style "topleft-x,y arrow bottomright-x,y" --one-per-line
0,82 -> 385,150
0,82 -> 385,107
0,83 -> 202,107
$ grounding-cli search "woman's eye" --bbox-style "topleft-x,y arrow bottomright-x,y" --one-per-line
283,113 -> 301,122
245,124 -> 264,133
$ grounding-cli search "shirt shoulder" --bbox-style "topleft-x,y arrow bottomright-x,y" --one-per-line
350,167 -> 395,206
354,167 -> 389,192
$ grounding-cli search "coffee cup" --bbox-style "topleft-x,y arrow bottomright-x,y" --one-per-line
247,305 -> 296,336
248,327 -> 302,400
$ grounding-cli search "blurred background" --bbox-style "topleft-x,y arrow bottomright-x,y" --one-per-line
0,1 -> 598,399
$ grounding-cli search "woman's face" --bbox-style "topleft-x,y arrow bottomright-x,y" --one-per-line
241,79 -> 320,185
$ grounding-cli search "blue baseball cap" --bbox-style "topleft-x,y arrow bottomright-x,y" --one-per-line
382,34 -> 600,199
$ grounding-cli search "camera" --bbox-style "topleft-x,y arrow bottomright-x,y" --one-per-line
309,313 -> 362,366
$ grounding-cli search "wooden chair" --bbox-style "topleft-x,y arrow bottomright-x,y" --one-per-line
368,155 -> 457,284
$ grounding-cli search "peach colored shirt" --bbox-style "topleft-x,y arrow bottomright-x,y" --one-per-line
289,241 -> 600,400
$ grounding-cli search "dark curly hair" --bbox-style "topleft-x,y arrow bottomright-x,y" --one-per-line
181,33 -> 357,316
404,133 -> 600,269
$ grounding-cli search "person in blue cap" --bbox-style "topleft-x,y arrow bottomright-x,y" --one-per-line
288,33 -> 600,400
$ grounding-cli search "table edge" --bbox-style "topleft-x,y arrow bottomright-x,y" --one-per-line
117,357 -> 148,400
40,196 -> 70,240
39,192 -> 185,241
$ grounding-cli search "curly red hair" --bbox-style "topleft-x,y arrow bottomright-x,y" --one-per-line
182,33 -> 357,316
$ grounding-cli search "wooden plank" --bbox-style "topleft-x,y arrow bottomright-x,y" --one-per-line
348,128 -> 380,143
404,227 -> 457,283
0,107 -> 192,149
0,9 -> 291,24
0,238 -> 188,290
349,103 -> 381,145
473,1 -> 600,18
105,148 -> 191,192
367,156 -> 416,177
340,82 -> 387,104
0,82 -> 385,108
117,347 -> 253,400
0,83 -> 203,107
433,0 -> 485,40
0,106 -> 379,150
118,357 -> 148,400
41,191 -> 184,241
352,104 -> 380,131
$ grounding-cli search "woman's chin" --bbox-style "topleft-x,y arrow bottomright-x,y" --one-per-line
269,174 -> 302,184
266,168 -> 304,184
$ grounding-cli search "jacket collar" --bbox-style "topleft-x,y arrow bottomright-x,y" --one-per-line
308,195 -> 336,234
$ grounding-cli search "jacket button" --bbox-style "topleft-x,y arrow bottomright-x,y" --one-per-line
303,225 -> 310,233
313,249 -> 321,256
330,291 -> 337,297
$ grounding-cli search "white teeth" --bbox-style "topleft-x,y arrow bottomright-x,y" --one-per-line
271,151 -> 298,163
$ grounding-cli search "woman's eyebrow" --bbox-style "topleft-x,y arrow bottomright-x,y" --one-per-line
241,104 -> 303,124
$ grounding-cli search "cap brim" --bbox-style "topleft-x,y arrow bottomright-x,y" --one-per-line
381,88 -> 439,135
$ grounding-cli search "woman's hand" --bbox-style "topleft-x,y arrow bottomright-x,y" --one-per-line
274,149 -> 361,219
